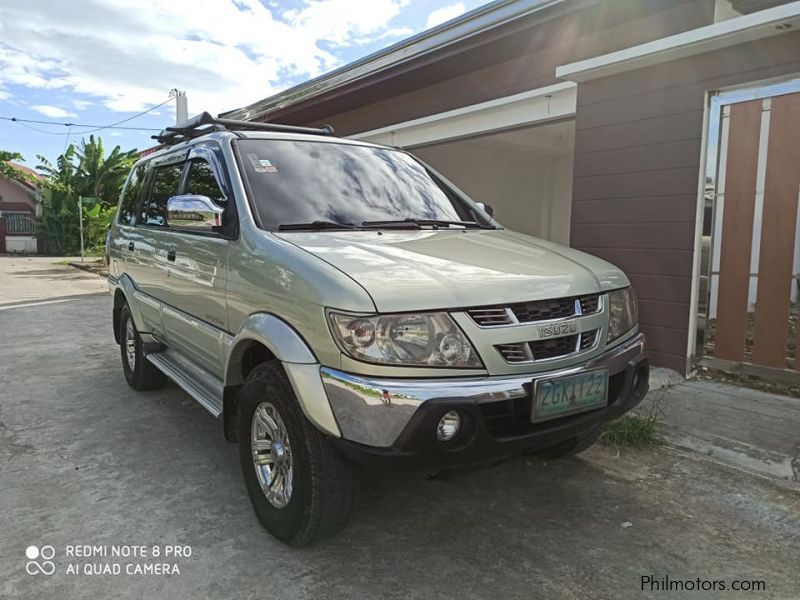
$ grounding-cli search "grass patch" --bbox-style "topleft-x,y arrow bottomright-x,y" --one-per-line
602,413 -> 661,447
601,387 -> 665,448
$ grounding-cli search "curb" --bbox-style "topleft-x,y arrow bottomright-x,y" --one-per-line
658,425 -> 800,491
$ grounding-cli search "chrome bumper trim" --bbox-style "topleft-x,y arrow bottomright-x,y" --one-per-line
321,332 -> 645,447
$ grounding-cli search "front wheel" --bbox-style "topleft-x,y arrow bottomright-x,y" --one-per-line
238,361 -> 358,546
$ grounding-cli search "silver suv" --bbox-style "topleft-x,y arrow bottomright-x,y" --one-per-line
108,112 -> 648,546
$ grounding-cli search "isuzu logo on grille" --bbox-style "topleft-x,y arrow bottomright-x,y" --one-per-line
538,321 -> 578,338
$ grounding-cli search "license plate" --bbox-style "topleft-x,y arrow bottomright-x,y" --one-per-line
532,369 -> 608,422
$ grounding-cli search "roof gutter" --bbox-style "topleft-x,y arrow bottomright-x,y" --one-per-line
221,0 -> 569,121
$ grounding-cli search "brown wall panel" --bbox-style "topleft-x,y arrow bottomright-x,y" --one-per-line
573,168 -> 700,201
712,101 -> 762,361
571,196 -> 698,224
571,31 -> 800,372
574,111 -> 704,154
573,140 -> 702,178
752,93 -> 800,367
571,222 -> 695,250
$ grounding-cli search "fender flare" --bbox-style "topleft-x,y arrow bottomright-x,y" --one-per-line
113,274 -> 146,332
224,313 -> 340,437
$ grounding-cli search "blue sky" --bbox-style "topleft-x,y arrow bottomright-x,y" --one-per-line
0,0 -> 491,167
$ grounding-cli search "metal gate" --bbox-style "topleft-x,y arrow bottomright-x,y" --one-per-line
701,90 -> 800,374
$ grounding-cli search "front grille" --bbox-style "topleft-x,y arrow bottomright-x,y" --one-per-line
495,329 -> 600,364
511,298 -> 573,322
530,334 -> 578,360
468,294 -> 601,326
479,370 -> 626,438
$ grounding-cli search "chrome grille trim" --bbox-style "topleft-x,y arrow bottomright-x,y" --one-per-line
468,294 -> 602,328
494,329 -> 601,365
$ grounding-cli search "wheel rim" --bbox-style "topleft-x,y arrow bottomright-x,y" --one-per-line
251,402 -> 293,509
124,319 -> 136,371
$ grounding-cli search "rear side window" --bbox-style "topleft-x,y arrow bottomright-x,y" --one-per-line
185,159 -> 225,205
118,164 -> 146,226
141,163 -> 183,227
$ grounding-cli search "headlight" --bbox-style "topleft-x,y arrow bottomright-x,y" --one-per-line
607,287 -> 638,343
328,311 -> 483,368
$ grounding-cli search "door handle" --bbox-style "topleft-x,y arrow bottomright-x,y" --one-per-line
128,241 -> 135,252
167,248 -> 176,262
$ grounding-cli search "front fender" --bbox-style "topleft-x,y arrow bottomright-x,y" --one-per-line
224,313 -> 340,437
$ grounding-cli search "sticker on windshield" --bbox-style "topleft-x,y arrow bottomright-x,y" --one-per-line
247,153 -> 277,173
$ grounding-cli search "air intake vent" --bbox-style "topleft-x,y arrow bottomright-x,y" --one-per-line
579,295 -> 600,314
580,329 -> 598,350
496,343 -> 531,364
467,308 -> 514,327
511,298 -> 574,322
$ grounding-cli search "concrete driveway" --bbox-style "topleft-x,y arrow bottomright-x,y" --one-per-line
0,256 -> 107,306
0,258 -> 798,599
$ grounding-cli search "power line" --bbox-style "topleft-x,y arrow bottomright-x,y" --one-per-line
1,116 -> 161,133
0,97 -> 172,134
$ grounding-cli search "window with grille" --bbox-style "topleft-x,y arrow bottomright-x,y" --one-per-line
5,213 -> 36,234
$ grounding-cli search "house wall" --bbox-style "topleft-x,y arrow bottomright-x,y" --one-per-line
0,177 -> 36,213
569,31 -> 800,372
277,0 -> 716,135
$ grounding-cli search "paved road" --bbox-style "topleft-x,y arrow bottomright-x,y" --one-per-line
1,258 -> 799,599
0,256 -> 107,306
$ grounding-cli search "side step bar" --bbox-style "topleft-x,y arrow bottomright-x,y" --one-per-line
146,350 -> 224,417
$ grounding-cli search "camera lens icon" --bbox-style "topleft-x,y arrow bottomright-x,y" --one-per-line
25,545 -> 55,575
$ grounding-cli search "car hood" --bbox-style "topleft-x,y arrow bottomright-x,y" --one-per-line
274,229 -> 629,312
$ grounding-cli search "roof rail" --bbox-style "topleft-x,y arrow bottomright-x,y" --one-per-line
152,111 -> 335,145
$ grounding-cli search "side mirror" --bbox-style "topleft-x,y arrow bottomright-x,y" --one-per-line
166,195 -> 224,231
476,202 -> 494,218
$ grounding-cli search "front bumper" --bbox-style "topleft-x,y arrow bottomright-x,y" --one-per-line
321,333 -> 648,469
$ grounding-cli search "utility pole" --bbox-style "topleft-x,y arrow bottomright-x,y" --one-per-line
78,196 -> 85,263
171,89 -> 188,124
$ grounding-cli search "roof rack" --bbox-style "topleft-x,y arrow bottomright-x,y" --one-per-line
152,111 -> 335,146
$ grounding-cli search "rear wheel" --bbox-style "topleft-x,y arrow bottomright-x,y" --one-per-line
238,361 -> 358,546
119,304 -> 166,391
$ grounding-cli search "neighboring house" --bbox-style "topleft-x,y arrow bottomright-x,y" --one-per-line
0,163 -> 42,254
222,0 -> 800,380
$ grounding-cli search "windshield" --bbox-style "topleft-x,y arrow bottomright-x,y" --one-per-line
236,139 -> 491,230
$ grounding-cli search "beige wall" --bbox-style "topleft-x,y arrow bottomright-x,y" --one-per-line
0,177 -> 36,212
412,121 -> 574,245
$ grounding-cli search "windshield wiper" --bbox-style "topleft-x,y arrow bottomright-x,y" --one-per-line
361,218 -> 485,229
278,220 -> 357,231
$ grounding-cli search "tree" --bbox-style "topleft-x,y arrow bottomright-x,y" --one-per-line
0,150 -> 37,186
35,137 -> 138,255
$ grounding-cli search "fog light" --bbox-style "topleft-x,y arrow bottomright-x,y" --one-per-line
436,411 -> 461,441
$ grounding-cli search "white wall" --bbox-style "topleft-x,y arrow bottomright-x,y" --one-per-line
412,122 -> 574,244
6,235 -> 37,253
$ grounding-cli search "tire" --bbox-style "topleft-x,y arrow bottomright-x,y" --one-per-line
119,304 -> 167,391
534,428 -> 603,460
238,361 -> 358,546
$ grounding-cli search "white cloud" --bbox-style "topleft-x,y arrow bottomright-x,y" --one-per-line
0,0 -> 412,116
425,2 -> 465,29
30,104 -> 77,118
71,99 -> 92,110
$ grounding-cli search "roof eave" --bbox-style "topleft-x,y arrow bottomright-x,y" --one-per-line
556,1 -> 800,82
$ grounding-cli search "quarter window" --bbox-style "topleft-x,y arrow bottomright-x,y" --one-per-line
141,163 -> 183,227
118,164 -> 146,226
185,159 -> 225,205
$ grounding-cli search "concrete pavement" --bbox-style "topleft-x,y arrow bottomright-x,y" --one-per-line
0,256 -> 107,306
1,258 -> 799,599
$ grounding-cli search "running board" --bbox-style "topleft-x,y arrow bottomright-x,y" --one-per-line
146,351 -> 224,417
